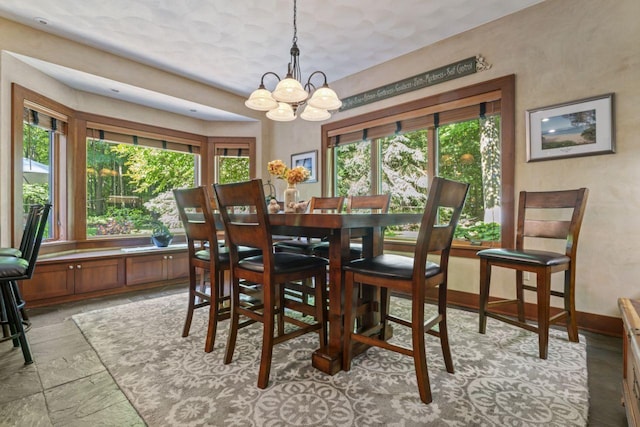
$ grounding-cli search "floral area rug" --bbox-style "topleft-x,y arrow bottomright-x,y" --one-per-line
72,293 -> 588,426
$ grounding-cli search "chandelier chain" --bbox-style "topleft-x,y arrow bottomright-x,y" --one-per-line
292,0 -> 298,44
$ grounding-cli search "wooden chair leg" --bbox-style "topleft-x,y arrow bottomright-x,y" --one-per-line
204,269 -> 221,353
412,296 -> 432,404
437,283 -> 454,374
379,287 -> 390,341
515,270 -> 526,322
276,285 -> 285,337
257,284 -> 276,389
182,266 -> 198,337
224,277 -> 241,365
342,271 -> 356,371
199,268 -> 208,294
537,271 -> 552,359
478,259 -> 490,334
565,268 -> 579,342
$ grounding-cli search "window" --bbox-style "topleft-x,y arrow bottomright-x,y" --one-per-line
85,128 -> 198,238
20,102 -> 68,242
11,84 -> 256,249
211,139 -> 254,184
322,75 -> 515,252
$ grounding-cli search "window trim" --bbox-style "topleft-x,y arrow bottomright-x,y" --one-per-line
321,75 -> 515,253
12,84 -> 73,246
11,84 -> 257,252
207,136 -> 256,185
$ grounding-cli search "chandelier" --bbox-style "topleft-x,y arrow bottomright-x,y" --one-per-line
244,0 -> 342,122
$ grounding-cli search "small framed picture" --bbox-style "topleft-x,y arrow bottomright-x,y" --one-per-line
526,93 -> 614,162
291,150 -> 318,183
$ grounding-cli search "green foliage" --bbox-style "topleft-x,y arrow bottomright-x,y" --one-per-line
455,221 -> 501,242
85,138 -> 195,236
218,157 -> 250,184
23,183 -> 49,210
151,222 -> 173,238
336,142 -> 371,196
105,207 -> 150,229
381,132 -> 429,211
333,116 -> 503,243
109,144 -> 195,195
143,190 -> 182,230
95,218 -> 134,236
437,120 -> 483,219
23,124 -> 50,163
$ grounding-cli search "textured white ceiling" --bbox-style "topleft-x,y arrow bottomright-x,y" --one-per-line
0,0 -> 543,120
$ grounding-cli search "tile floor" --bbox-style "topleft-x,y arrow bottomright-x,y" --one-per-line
0,284 -> 629,426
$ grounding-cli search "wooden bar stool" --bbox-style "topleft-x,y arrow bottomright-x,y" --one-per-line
342,177 -> 469,404
477,188 -> 589,359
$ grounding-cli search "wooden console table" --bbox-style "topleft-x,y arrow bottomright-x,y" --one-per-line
619,297 -> 640,426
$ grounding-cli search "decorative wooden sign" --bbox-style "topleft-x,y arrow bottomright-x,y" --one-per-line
339,55 -> 491,111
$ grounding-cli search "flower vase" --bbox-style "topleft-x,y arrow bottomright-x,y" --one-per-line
283,183 -> 299,213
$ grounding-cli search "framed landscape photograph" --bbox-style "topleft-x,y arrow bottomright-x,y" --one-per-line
526,93 -> 614,162
291,150 -> 318,183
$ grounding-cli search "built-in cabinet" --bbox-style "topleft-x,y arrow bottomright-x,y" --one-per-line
22,258 -> 125,301
620,298 -> 640,427
125,252 -> 189,286
20,246 -> 189,306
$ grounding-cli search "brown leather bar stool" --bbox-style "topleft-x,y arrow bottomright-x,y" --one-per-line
214,179 -> 328,389
173,187 -> 261,353
342,178 -> 469,404
477,188 -> 589,359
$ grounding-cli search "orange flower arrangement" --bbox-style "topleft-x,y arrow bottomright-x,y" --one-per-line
267,159 -> 287,177
268,159 -> 310,185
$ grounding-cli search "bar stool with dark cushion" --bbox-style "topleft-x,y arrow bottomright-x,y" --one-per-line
173,187 -> 261,353
477,188 -> 589,359
342,178 -> 468,404
0,203 -> 51,364
214,179 -> 328,389
0,205 -> 40,338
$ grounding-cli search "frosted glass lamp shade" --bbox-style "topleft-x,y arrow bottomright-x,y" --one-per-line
266,102 -> 296,121
308,86 -> 342,110
245,88 -> 278,111
300,105 -> 331,121
272,77 -> 308,103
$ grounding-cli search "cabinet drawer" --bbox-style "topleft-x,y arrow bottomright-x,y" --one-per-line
20,263 -> 74,301
126,254 -> 167,286
74,258 -> 125,294
167,252 -> 189,280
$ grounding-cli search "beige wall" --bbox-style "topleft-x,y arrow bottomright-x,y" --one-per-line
0,0 -> 638,318
270,0 -> 640,317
